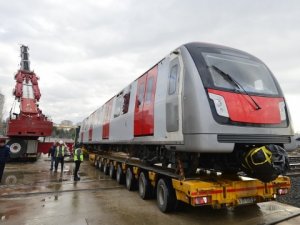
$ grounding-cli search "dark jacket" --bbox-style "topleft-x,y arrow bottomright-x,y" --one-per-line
0,145 -> 10,163
48,145 -> 56,157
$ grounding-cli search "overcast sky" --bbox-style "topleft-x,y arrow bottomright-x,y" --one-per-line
0,0 -> 300,132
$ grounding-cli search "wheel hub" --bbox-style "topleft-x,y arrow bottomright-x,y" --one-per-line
10,143 -> 21,154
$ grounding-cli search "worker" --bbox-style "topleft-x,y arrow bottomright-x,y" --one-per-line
73,144 -> 84,181
54,140 -> 66,173
48,142 -> 57,171
0,139 -> 10,183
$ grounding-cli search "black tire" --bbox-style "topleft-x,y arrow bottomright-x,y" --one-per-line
103,160 -> 109,175
126,167 -> 136,191
109,163 -> 116,179
7,139 -> 27,159
138,172 -> 152,200
95,159 -> 99,168
156,178 -> 177,213
116,164 -> 125,184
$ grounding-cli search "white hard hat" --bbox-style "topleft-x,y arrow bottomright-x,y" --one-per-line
59,140 -> 63,144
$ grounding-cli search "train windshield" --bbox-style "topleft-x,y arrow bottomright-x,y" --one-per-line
202,52 -> 279,95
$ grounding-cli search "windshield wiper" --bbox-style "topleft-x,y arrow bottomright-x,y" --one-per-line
210,65 -> 261,110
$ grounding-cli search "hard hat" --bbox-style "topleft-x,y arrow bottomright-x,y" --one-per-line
59,140 -> 63,144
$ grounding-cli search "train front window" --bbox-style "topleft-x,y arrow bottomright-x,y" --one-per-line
202,52 -> 279,95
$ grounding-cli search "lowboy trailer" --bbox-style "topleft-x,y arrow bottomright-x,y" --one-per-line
88,152 -> 291,212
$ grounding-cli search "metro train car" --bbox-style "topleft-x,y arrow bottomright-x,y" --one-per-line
79,42 -> 293,182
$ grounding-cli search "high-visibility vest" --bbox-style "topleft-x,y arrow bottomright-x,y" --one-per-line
74,148 -> 83,161
56,146 -> 65,157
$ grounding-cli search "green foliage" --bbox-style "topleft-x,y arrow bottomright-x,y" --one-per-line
0,119 -> 76,140
51,127 -> 76,139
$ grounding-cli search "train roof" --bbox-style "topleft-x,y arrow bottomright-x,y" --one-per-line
183,42 -> 260,61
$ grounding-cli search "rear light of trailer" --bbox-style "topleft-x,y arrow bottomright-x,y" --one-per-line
193,196 -> 212,205
277,188 -> 288,195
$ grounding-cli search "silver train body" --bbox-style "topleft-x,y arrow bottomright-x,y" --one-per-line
80,43 -> 293,154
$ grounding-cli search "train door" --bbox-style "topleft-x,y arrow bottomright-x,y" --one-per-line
134,66 -> 158,136
166,58 -> 181,132
134,74 -> 146,136
102,100 -> 113,139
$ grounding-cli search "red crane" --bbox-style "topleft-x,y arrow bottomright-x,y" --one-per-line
6,45 -> 53,159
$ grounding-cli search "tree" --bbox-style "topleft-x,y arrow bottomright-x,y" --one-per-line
51,126 -> 76,140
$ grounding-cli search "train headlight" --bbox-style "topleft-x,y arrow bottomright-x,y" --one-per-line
278,101 -> 286,121
209,93 -> 229,117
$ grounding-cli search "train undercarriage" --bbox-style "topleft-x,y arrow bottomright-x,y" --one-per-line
84,142 -> 290,182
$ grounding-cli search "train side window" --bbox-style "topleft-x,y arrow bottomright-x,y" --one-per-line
145,77 -> 154,102
137,82 -> 145,107
114,95 -> 123,118
103,102 -> 112,122
122,86 -> 131,114
168,65 -> 178,95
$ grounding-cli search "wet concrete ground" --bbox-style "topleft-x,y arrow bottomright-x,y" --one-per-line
1,156 -> 300,225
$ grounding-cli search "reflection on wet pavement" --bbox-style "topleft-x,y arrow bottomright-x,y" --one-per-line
1,156 -> 120,198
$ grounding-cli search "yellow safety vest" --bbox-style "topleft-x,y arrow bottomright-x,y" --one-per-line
74,148 -> 83,161
56,146 -> 65,157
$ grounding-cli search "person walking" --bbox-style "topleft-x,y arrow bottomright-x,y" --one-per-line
48,142 -> 57,171
0,139 -> 10,183
73,144 -> 84,181
54,140 -> 66,173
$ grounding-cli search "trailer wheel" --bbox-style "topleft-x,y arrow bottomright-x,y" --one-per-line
156,178 -> 177,212
103,160 -> 109,175
126,168 -> 136,191
116,164 -> 125,184
109,163 -> 116,179
7,139 -> 27,159
138,172 -> 152,200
